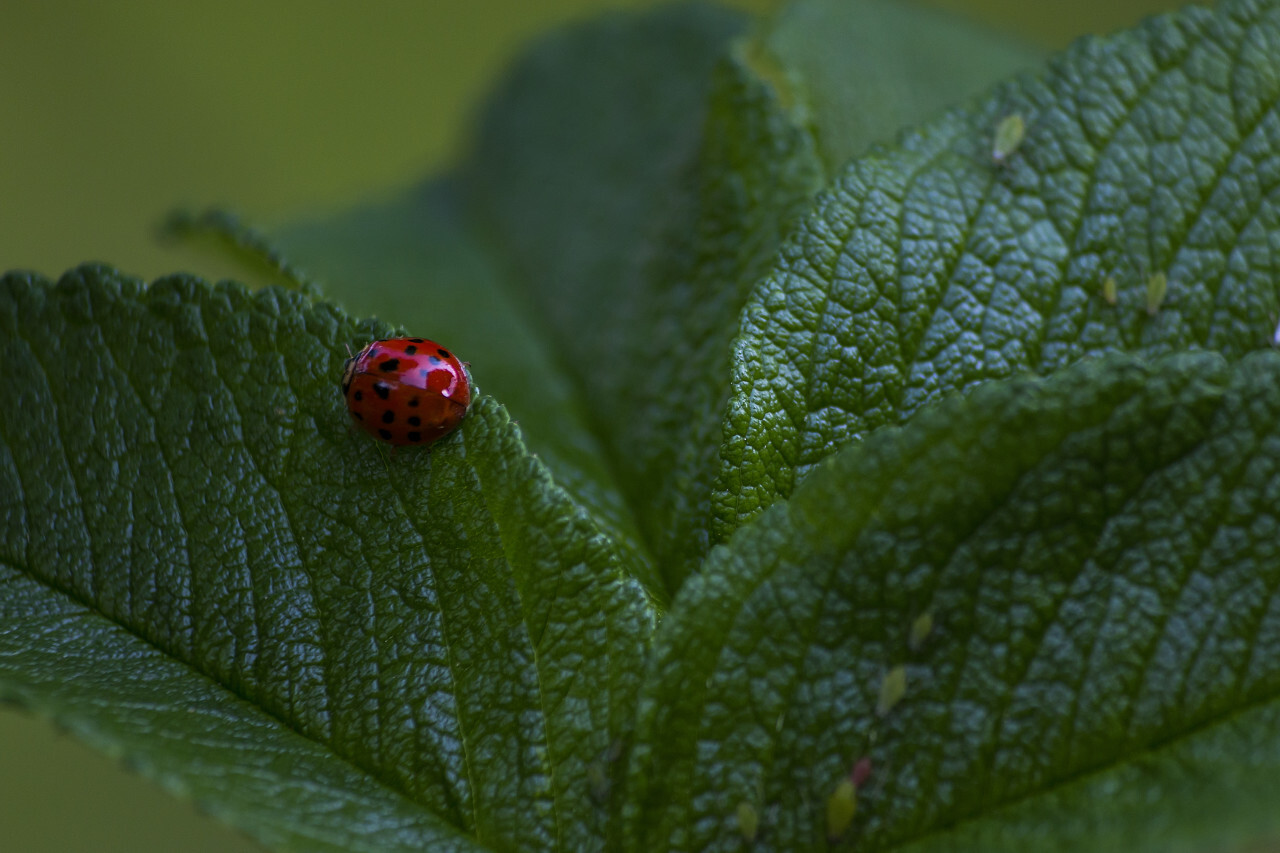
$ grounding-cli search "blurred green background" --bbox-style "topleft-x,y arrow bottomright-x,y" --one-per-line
0,1 -> 1185,850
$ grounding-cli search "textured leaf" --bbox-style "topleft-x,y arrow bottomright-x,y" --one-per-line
462,0 -> 1038,589
0,266 -> 652,852
7,1 -> 1280,850
628,350 -> 1280,852
273,184 -> 660,597
713,0 -> 1280,545
0,572 -> 482,853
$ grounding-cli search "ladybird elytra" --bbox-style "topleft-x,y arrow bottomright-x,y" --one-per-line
341,337 -> 471,447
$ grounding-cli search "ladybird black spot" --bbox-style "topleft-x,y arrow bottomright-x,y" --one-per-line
437,348 -> 451,359
408,431 -> 422,443
374,382 -> 391,400
382,410 -> 395,424
353,412 -> 364,420
408,397 -> 419,407
353,390 -> 363,401
404,344 -> 418,355
379,428 -> 393,440
409,337 -> 424,343
408,415 -> 421,426
379,358 -> 400,372
428,356 -> 442,366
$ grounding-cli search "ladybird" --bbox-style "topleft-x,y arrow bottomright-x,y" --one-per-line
341,337 -> 471,447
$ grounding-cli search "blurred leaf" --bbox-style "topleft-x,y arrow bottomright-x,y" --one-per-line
462,0 -> 1039,589
759,0 -> 1042,170
276,183 -> 660,595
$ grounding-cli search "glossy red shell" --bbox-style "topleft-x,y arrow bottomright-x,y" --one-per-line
341,337 -> 471,447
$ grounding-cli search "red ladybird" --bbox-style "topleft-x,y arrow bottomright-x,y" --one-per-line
341,337 -> 471,447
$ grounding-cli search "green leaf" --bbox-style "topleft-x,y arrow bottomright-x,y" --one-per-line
274,183 -> 661,597
462,2 -> 746,386
757,0 -> 1043,170
0,571 -> 483,853
462,0 -> 1038,589
628,350 -> 1280,851
458,3 -> 749,595
10,1 -> 1280,850
713,0 -> 1280,546
0,266 -> 652,852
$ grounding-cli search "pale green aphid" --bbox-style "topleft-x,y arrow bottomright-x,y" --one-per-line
736,801 -> 759,842
1146,271 -> 1168,316
1102,275 -> 1119,306
826,778 -> 857,842
909,611 -> 934,651
992,113 -> 1026,165
876,665 -> 908,717
587,761 -> 610,803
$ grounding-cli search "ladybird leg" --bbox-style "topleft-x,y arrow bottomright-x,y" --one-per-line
369,442 -> 394,473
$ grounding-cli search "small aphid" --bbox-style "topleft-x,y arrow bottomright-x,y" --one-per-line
826,779 -> 857,842
736,801 -> 759,843
1102,276 -> 1118,306
587,762 -> 610,804
876,665 -> 907,717
588,739 -> 624,804
992,113 -> 1026,166
909,611 -> 934,651
1146,271 -> 1168,316
851,756 -> 873,789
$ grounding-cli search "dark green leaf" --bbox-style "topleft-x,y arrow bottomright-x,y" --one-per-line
0,266 -> 652,851
275,183 -> 660,596
713,0 -> 1280,546
629,350 -> 1280,851
0,571 -> 483,853
462,0 -> 1038,589
8,1 -> 1280,850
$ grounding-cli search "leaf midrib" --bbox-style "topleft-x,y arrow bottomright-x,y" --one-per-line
0,552 -> 491,850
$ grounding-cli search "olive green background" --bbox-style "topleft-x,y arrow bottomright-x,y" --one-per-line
0,1 -> 1185,850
